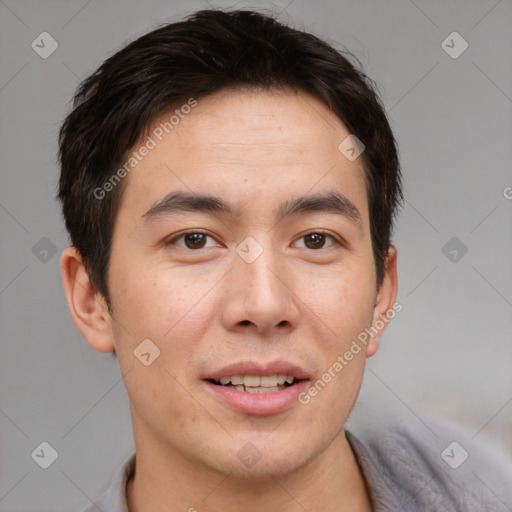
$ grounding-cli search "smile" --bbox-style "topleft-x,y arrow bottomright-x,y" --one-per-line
203,362 -> 310,415
211,374 -> 296,393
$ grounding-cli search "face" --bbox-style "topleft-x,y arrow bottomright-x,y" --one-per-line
102,88 -> 396,478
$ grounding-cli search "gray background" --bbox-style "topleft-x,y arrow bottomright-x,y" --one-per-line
1,0 -> 511,510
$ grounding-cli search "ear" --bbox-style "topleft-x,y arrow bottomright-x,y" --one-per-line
366,245 -> 398,358
60,246 -> 115,353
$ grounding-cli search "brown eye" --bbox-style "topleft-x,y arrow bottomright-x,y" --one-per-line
294,232 -> 337,250
304,233 -> 326,249
167,231 -> 218,250
183,233 -> 207,249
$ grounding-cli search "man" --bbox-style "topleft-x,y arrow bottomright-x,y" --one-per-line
58,9 -> 511,512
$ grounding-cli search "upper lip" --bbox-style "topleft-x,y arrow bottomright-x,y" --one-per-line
204,361 -> 310,381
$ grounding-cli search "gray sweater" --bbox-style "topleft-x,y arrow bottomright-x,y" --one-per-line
81,418 -> 512,511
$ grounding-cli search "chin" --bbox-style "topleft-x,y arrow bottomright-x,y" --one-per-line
217,453 -> 309,481
202,433 -> 325,481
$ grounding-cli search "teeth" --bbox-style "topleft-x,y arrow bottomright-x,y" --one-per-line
244,386 -> 281,394
260,375 -> 278,387
243,375 -> 261,387
216,374 -> 296,387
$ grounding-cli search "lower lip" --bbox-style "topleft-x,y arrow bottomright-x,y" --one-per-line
203,380 -> 310,415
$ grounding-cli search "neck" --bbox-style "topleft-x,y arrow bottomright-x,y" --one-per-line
126,425 -> 372,512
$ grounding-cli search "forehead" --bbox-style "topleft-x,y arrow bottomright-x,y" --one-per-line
116,87 -> 368,225
168,87 -> 349,155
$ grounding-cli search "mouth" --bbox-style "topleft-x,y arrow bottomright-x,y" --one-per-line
203,361 -> 310,415
206,374 -> 299,393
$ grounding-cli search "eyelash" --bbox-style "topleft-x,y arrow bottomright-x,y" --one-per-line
166,230 -> 341,250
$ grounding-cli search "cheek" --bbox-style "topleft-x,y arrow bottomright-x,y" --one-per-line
112,262 -> 216,435
299,262 -> 375,346
111,256 -> 207,332
110,259 -> 222,389
297,273 -> 373,428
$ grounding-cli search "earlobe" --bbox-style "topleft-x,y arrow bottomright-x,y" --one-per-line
366,246 -> 398,358
60,246 -> 115,353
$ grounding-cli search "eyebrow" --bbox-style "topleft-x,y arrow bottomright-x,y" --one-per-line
142,190 -> 361,227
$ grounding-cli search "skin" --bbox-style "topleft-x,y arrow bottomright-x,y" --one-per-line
61,87 -> 398,512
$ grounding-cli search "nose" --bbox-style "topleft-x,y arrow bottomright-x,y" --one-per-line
220,241 -> 301,336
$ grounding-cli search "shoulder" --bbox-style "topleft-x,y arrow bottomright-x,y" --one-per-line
347,416 -> 512,512
80,452 -> 135,512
